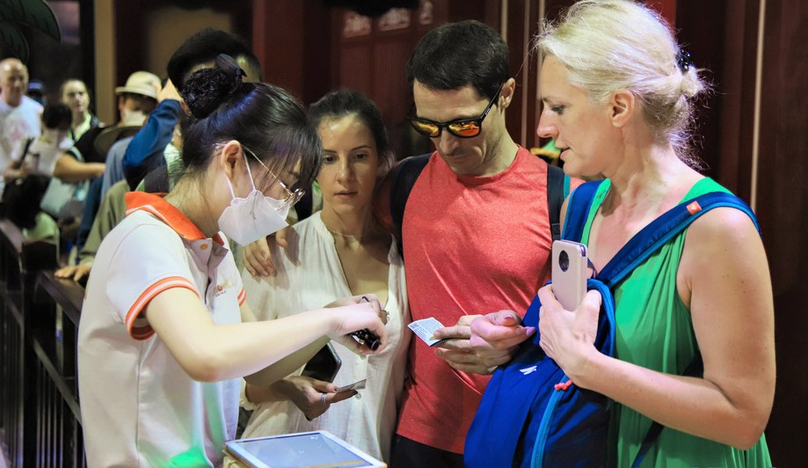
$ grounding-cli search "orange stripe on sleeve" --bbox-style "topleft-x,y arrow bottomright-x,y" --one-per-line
125,276 -> 200,341
237,288 -> 247,307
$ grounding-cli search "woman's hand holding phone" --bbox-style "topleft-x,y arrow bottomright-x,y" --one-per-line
325,294 -> 388,355
537,241 -> 603,380
273,375 -> 356,421
535,240 -> 604,382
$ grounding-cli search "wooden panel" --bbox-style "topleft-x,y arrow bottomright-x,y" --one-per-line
517,0 -> 577,150
327,0 -> 451,158
448,0 -> 498,27
680,0 -> 808,463
144,6 -> 232,76
373,40 -> 412,127
754,0 -> 808,463
674,0 -> 727,182
253,0 -> 306,98
646,0 -> 678,26
114,0 -> 144,90
503,0 -> 534,148
338,43 -> 373,95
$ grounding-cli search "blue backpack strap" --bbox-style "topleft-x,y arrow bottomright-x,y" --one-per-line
582,190 -> 757,468
598,192 -> 759,288
561,180 -> 604,242
389,153 -> 431,257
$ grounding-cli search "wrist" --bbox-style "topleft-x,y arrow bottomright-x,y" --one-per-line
569,345 -> 605,390
268,378 -> 293,400
323,308 -> 343,339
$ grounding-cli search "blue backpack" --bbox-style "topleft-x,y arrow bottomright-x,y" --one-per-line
464,180 -> 759,468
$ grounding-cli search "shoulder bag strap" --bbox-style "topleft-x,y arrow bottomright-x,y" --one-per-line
560,180 -> 604,242
585,191 -> 758,467
545,164 -> 568,241
18,137 -> 35,166
390,153 -> 431,257
599,191 -> 759,288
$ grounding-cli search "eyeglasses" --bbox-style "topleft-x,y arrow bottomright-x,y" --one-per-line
408,86 -> 502,139
242,146 -> 306,206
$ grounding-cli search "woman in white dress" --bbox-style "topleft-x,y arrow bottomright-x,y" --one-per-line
240,89 -> 409,462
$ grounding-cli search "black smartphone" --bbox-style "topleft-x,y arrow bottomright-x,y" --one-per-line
302,342 -> 342,383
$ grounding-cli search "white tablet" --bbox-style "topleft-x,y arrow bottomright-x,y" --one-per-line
224,430 -> 386,468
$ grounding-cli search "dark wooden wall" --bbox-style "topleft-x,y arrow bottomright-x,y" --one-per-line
753,0 -> 808,463
677,0 -> 808,463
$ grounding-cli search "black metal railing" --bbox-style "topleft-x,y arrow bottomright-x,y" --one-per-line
0,217 -> 86,467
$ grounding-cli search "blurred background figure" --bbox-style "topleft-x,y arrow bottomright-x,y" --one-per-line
1,102 -> 72,242
0,58 -> 42,193
27,79 -> 46,106
60,78 -> 99,142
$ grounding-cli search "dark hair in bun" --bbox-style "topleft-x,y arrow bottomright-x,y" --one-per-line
182,54 -> 245,119
179,55 -> 321,192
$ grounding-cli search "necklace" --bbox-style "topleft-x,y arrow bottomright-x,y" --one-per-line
326,226 -> 368,243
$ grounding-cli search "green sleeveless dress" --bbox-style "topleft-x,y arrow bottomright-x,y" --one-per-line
578,178 -> 772,468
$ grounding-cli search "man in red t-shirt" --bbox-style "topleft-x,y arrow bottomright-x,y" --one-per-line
386,20 -> 579,467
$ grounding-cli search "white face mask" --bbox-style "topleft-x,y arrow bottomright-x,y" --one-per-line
217,156 -> 290,246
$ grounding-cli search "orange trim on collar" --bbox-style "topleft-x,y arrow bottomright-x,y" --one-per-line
124,192 -> 216,242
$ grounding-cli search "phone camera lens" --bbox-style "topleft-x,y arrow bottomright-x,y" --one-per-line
559,250 -> 569,272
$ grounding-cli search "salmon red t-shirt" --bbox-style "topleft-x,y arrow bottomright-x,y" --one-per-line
395,146 -> 560,453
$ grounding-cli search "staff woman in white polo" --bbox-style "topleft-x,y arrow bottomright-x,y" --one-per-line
77,55 -> 388,466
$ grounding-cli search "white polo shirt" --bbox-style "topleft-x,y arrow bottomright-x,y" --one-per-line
78,192 -> 246,467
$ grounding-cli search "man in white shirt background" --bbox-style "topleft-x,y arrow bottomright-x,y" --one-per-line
0,58 -> 43,191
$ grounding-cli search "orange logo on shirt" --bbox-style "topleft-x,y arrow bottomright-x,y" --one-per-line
214,280 -> 233,297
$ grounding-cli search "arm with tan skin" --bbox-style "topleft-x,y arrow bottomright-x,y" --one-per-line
54,264 -> 92,282
537,208 -> 775,449
143,288 -> 388,387
245,375 -> 357,420
53,153 -> 105,183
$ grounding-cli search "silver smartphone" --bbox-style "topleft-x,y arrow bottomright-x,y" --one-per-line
551,240 -> 589,310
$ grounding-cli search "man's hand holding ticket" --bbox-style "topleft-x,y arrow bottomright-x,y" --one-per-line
408,317 -> 447,347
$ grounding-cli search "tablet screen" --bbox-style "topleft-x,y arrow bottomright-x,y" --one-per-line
226,431 -> 383,468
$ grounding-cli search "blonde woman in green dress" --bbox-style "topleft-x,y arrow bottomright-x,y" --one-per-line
469,1 -> 774,466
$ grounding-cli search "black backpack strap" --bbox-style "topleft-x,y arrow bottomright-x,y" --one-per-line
390,153 -> 431,257
19,137 -> 35,164
546,164 -> 568,241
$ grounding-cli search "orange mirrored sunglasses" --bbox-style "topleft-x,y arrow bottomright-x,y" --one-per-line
408,87 -> 502,139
